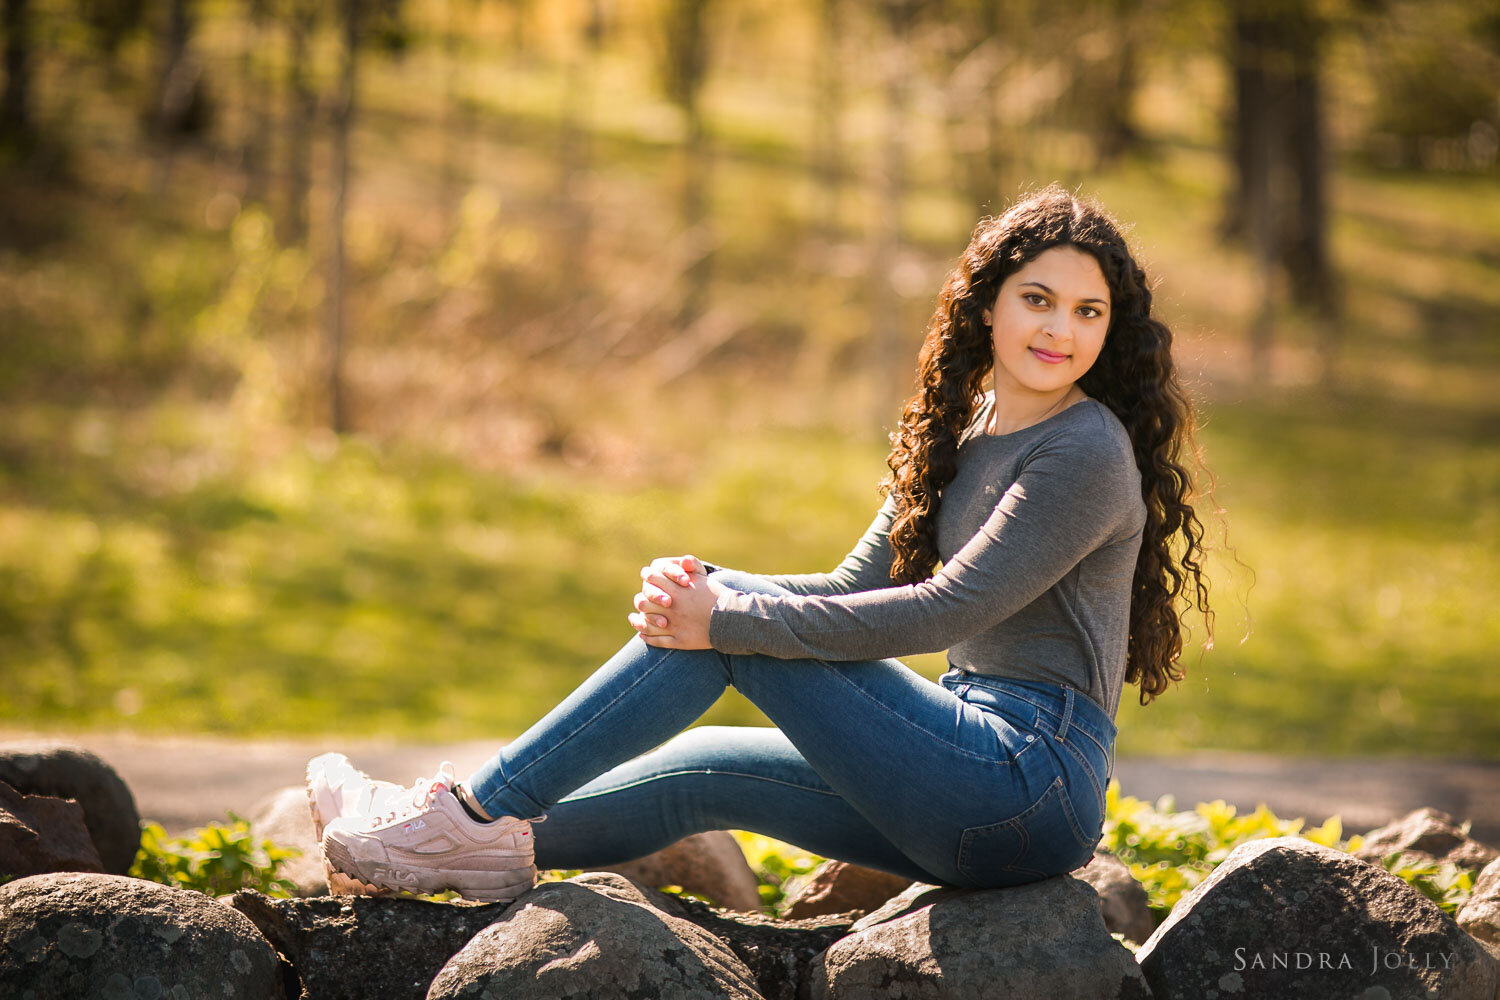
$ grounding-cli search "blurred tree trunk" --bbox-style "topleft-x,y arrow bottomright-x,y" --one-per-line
79,0 -> 147,87
282,0 -> 318,245
150,0 -> 197,192
871,0 -> 917,417
1093,0 -> 1141,167
1,0 -> 32,150
326,0 -> 360,433
553,0 -> 605,282
660,0 -> 714,331
1223,0 -> 1337,383
440,0 -> 469,237
240,0 -> 270,205
812,0 -> 844,238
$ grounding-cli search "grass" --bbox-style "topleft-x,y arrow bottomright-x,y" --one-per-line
2,379 -> 1498,756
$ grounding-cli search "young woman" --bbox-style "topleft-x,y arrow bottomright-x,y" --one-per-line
309,184 -> 1214,903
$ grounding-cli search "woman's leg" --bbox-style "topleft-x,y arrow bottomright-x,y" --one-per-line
466,569 -> 1096,887
532,724 -> 940,883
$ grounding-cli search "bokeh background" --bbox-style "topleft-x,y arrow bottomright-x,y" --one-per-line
1,0 -> 1496,759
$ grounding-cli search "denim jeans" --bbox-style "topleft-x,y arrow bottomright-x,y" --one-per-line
467,569 -> 1118,889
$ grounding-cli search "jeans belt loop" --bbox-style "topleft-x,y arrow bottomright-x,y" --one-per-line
1057,686 -> 1074,742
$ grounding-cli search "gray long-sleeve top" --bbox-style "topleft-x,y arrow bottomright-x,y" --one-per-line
707,392 -> 1148,719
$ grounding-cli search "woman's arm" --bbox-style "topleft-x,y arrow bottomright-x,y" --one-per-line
704,431 -> 1143,660
696,496 -> 899,597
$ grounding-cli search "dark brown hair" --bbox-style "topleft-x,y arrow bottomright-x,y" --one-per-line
882,184 -> 1213,705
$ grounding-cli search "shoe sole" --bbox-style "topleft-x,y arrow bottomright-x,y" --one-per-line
321,835 -> 537,903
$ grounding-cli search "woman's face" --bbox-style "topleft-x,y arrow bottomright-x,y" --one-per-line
983,245 -> 1111,399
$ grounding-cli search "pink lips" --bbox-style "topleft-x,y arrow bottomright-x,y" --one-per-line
1030,347 -> 1068,364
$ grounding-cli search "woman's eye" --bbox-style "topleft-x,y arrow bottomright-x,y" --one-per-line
1078,306 -> 1101,318
1023,293 -> 1047,306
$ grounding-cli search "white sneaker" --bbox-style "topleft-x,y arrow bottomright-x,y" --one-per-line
320,762 -> 543,903
305,752 -> 405,840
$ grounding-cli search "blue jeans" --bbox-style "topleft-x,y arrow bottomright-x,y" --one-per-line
467,570 -> 1118,889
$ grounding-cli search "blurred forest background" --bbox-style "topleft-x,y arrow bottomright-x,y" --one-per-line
0,0 -> 1497,758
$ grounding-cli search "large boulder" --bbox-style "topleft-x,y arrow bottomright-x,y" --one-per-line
229,890 -> 512,1000
247,786 -> 326,897
1073,848 -> 1156,947
1458,856 -> 1500,961
0,743 -> 141,874
0,781 -> 104,879
1136,836 -> 1500,1000
0,872 -> 284,1000
607,830 -> 764,913
1354,807 -> 1500,875
426,872 -> 764,1000
780,860 -> 912,919
807,877 -> 1152,999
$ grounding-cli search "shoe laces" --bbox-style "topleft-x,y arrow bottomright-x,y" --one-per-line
367,762 -> 456,830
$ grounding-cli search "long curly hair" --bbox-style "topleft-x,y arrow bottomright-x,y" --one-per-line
881,184 -> 1214,705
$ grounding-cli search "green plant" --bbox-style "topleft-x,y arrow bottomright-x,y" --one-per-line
129,814 -> 300,897
1378,850 -> 1477,915
1101,780 -> 1360,920
729,831 -> 827,916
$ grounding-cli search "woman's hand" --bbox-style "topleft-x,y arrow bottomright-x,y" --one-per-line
629,555 -> 723,649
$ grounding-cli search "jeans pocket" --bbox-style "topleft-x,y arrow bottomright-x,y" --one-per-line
955,776 -> 1095,888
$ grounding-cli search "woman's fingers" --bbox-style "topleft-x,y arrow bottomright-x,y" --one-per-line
641,581 -> 672,607
642,559 -> 693,587
631,593 -> 672,628
628,611 -> 672,635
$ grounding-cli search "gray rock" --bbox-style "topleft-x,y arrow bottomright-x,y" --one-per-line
0,780 -> 104,878
635,876 -> 860,1000
780,860 -> 912,920
808,877 -> 1152,999
0,742 -> 142,874
1074,848 -> 1156,947
426,871 -> 764,999
1458,856 -> 1500,960
1354,806 -> 1499,875
1136,836 -> 1500,1000
247,786 -> 325,897
608,829 -> 764,912
229,889 -> 512,1000
0,872 -> 284,999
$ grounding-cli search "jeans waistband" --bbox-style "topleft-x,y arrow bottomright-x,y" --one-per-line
940,669 -> 1117,751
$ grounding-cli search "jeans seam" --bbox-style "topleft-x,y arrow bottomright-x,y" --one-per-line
557,767 -> 844,802
783,656 -> 1014,764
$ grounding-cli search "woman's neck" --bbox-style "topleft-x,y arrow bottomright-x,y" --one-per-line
986,385 -> 1085,436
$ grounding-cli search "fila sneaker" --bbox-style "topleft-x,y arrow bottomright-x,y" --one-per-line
320,761 -> 544,903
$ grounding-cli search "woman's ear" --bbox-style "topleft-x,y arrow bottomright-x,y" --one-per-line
981,310 -> 992,326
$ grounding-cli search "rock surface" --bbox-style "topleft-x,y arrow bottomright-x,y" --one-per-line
808,877 -> 1152,999
427,872 -> 763,999
780,860 -> 912,919
637,879 -> 860,1000
608,829 -> 764,912
1354,806 -> 1500,874
1073,848 -> 1156,947
0,742 -> 142,874
248,786 -> 327,897
0,780 -> 104,879
230,889 -> 512,1000
1458,856 -> 1500,961
1137,836 -> 1500,1000
0,872 -> 284,1000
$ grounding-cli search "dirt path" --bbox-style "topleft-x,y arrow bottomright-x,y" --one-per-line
4,730 -> 1497,846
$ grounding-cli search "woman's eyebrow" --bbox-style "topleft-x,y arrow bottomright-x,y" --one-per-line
1019,281 -> 1108,307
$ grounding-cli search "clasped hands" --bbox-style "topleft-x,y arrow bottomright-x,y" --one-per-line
629,554 -> 726,649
